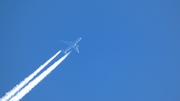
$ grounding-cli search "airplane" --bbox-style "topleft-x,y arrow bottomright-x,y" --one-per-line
60,37 -> 82,54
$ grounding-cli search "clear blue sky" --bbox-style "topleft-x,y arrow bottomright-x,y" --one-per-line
0,0 -> 180,101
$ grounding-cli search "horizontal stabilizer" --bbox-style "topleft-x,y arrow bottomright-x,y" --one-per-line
59,40 -> 72,45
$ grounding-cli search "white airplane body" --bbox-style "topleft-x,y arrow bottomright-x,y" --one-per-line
60,37 -> 82,53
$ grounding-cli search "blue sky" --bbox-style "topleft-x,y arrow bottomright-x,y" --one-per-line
0,0 -> 180,101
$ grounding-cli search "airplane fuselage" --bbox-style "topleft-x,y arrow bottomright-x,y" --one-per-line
64,37 -> 82,53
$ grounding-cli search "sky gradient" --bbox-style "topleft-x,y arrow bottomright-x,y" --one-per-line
0,0 -> 180,101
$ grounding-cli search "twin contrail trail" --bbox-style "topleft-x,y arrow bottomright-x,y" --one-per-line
0,37 -> 81,101
0,50 -> 70,101
9,51 -> 71,101
0,50 -> 61,101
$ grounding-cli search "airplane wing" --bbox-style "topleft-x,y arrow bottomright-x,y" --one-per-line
59,40 -> 72,45
74,46 -> 80,53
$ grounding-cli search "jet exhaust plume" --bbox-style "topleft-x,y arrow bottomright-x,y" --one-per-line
0,51 -> 61,101
9,51 -> 71,101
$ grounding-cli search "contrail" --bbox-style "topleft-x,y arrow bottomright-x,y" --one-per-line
0,51 -> 61,101
9,51 -> 71,101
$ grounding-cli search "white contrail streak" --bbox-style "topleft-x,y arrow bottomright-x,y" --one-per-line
0,51 -> 61,101
9,51 -> 71,101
